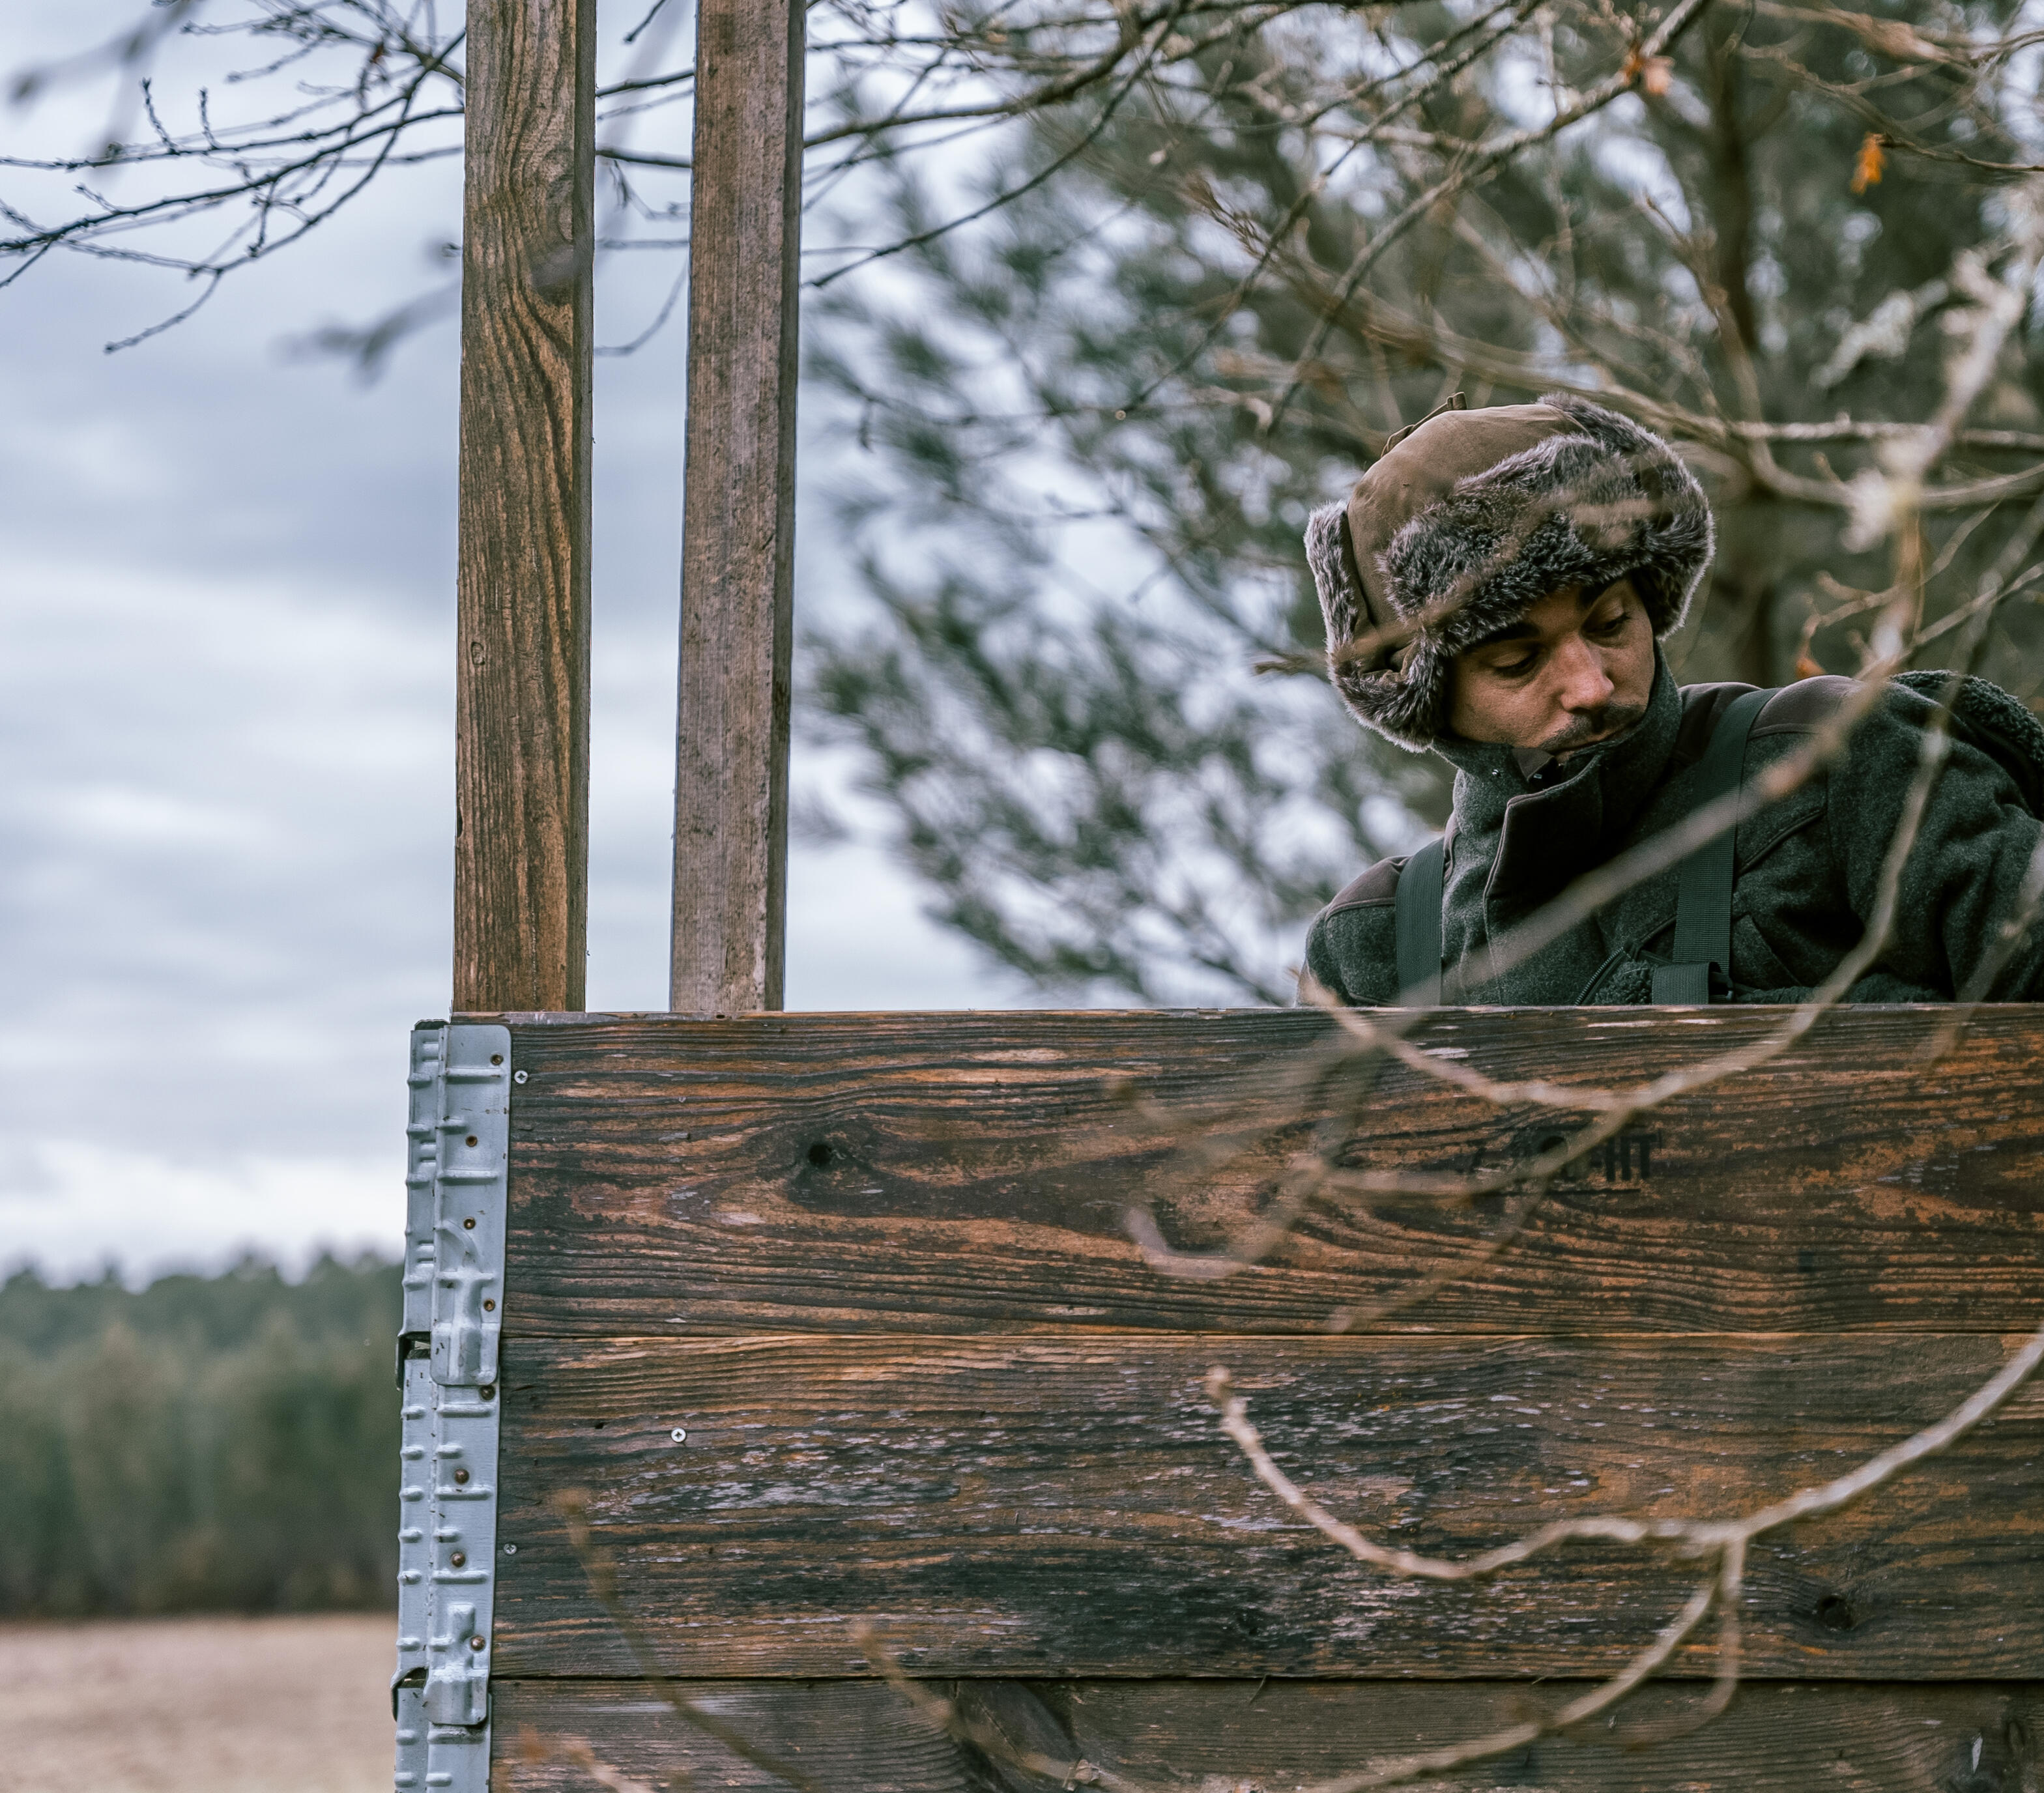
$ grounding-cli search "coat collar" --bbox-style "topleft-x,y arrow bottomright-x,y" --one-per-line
1432,650 -> 1682,921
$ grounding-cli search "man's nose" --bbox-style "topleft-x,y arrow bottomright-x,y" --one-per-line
1551,634 -> 1616,710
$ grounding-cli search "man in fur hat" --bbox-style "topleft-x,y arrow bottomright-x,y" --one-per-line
1301,394 -> 2044,1007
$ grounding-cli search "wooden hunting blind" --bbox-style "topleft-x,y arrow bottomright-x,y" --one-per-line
393,5 -> 2044,1788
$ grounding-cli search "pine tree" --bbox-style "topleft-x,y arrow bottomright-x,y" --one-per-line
803,2 -> 2044,1002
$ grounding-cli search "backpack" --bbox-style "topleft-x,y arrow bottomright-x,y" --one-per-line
1390,672 -> 2044,1005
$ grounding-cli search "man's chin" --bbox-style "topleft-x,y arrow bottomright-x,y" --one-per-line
1544,710 -> 1646,759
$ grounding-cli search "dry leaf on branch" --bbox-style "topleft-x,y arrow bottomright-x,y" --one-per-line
1621,42 -> 1675,94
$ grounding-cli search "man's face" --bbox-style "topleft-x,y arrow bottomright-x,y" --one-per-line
1447,578 -> 1655,756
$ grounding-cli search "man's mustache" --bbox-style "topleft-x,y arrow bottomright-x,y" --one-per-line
1540,701 -> 1648,757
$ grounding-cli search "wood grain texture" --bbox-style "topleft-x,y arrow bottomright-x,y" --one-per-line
670,0 -> 805,1014
489,1007 -> 2044,1336
493,1677 -> 2044,1791
453,0 -> 596,1012
489,1332 -> 2044,1680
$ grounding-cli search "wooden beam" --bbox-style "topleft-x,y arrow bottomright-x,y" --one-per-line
480,1005 -> 2044,1743
670,0 -> 805,1014
493,1007 -> 2044,1336
496,1679 -> 2044,1790
491,1329 -> 2044,1680
452,0 -> 596,1014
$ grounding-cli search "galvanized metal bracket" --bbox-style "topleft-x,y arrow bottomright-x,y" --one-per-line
395,1020 -> 510,1793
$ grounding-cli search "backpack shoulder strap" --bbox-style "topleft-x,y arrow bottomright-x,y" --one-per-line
1652,685 -> 1776,1004
1394,837 -> 1447,1005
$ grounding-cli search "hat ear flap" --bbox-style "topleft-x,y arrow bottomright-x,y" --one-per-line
1306,500 -> 1433,750
1305,501 -> 1360,644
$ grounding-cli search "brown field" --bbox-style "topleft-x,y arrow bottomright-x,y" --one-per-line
0,1613 -> 392,1793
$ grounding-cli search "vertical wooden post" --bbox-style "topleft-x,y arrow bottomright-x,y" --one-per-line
670,0 -> 805,1014
453,0 -> 596,1014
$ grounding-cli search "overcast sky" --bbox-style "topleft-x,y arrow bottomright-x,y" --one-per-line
0,8 -> 1023,1282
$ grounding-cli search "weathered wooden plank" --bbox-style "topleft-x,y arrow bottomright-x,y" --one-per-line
490,1007 -> 2044,1335
489,1332 -> 2044,1680
453,0 -> 596,1012
669,0 -> 805,1014
493,1677 -> 2044,1790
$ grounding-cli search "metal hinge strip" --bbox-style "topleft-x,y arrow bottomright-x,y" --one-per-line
395,1020 -> 509,1793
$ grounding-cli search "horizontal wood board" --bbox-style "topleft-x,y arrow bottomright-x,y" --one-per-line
492,1676 -> 2044,1790
490,1007 -> 2044,1335
491,1332 -> 2044,1680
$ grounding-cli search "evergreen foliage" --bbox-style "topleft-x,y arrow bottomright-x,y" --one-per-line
804,3 -> 2044,1003
0,1254 -> 399,1616
9,4 -> 2043,1010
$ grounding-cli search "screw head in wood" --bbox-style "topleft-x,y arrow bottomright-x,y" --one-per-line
670,1427 -> 688,1443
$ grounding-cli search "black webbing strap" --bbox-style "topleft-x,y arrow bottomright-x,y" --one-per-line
1651,686 -> 1775,1005
1394,836 -> 1447,1005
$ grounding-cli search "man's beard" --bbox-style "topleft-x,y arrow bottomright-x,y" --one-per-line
1540,701 -> 1648,759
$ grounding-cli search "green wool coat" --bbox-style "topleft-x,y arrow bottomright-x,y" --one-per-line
1301,652 -> 2044,1007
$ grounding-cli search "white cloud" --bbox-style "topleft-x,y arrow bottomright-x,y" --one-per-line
28,784 -> 275,852
0,1140 -> 400,1284
0,10 -> 1027,1282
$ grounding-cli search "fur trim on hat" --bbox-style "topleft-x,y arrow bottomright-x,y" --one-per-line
1308,394 -> 1714,750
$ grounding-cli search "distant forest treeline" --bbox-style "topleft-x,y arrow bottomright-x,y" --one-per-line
0,1253 -> 400,1615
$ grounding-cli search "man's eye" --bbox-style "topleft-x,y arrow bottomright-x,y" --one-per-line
1491,652 -> 1539,678
1590,609 -> 1628,637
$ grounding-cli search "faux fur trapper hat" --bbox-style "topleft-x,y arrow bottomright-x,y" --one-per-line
1304,393 -> 1714,749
